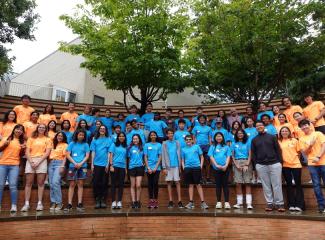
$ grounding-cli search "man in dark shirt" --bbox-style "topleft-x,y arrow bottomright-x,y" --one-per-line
251,121 -> 285,212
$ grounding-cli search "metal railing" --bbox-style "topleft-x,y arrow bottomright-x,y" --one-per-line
0,79 -> 10,97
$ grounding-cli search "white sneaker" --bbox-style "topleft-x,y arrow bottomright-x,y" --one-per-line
215,202 -> 222,209
10,205 -> 17,213
257,179 -> 262,184
117,201 -> 122,209
224,202 -> 231,209
247,204 -> 253,210
289,206 -> 295,211
36,202 -> 44,211
111,201 -> 117,209
233,203 -> 242,209
295,207 -> 302,212
21,204 -> 30,212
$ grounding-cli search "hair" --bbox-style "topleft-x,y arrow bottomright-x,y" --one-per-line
21,94 -> 31,101
68,102 -> 75,106
255,120 -> 265,126
3,110 -> 17,124
115,132 -> 127,148
234,129 -> 248,144
278,126 -> 292,141
147,103 -> 153,107
184,134 -> 193,140
272,105 -> 279,112
232,121 -> 241,130
31,124 -> 48,138
178,110 -> 184,114
260,114 -> 271,120
76,119 -> 89,130
105,108 -> 111,113
114,124 -> 121,130
130,119 -> 137,125
30,111 -> 39,117
72,129 -> 87,143
47,120 -> 57,131
117,113 -> 124,118
43,104 -> 54,114
94,125 -> 108,139
298,119 -> 310,128
53,131 -> 67,149
303,93 -> 313,98
148,131 -> 158,142
8,124 -> 25,144
61,120 -> 71,131
259,102 -> 267,107
178,119 -> 186,124
213,132 -> 226,146
166,128 -> 174,134
278,113 -> 287,123
246,106 -> 253,110
129,134 -> 143,151
245,117 -> 254,124
166,108 -> 172,113
217,110 -> 226,119
281,96 -> 291,105
92,108 -> 100,116
293,111 -> 303,117
196,106 -> 203,111
198,114 -> 207,121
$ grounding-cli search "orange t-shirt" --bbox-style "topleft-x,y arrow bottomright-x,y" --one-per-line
49,142 -> 68,161
283,105 -> 303,125
60,112 -> 79,131
278,138 -> 301,168
48,130 -> 56,140
299,131 -> 325,166
303,101 -> 325,127
23,121 -> 38,138
13,105 -> 35,124
0,122 -> 17,138
276,123 -> 295,136
38,114 -> 57,125
293,123 -> 315,139
0,138 -> 22,165
26,136 -> 52,158
273,115 -> 281,128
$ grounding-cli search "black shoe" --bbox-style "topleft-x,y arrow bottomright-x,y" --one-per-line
100,198 -> 107,209
77,203 -> 85,211
135,201 -> 141,209
178,201 -> 184,209
131,201 -> 136,209
64,204 -> 73,212
206,178 -> 213,184
95,198 -> 101,209
318,208 -> 325,213
168,201 -> 174,208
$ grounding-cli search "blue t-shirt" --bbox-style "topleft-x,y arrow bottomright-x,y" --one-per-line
128,129 -> 146,146
125,114 -> 141,123
231,141 -> 250,159
175,118 -> 192,130
264,124 -> 277,136
181,144 -> 203,168
63,131 -> 73,144
144,142 -> 162,171
257,111 -> 274,120
141,113 -> 154,130
109,143 -> 127,168
207,144 -> 231,170
89,117 -> 101,134
67,142 -> 90,168
90,137 -> 112,167
210,128 -> 230,142
165,140 -> 179,168
128,145 -> 144,169
100,117 -> 114,135
174,130 -> 190,148
113,121 -> 126,132
145,120 -> 167,137
77,114 -> 93,126
245,127 -> 258,143
110,133 -> 118,143
192,125 -> 211,145
192,116 -> 200,127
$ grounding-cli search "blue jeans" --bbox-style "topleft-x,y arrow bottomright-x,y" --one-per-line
0,165 -> 20,205
308,165 -> 325,209
48,160 -> 63,204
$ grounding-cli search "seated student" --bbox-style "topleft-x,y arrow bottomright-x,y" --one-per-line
208,132 -> 232,209
100,108 -> 115,136
282,96 -> 303,125
272,105 -> 281,128
228,121 -> 242,144
140,103 -> 154,128
298,120 -> 325,213
64,129 -> 90,212
61,120 -> 73,144
161,108 -> 175,130
231,130 -> 253,209
13,94 -> 35,124
227,108 -> 242,129
210,117 -> 230,143
110,125 -> 122,143
109,132 -> 128,209
89,108 -> 101,134
47,120 -> 57,140
38,104 -> 56,125
23,111 -> 39,138
76,105 -> 93,128
192,107 -> 204,127
191,115 -> 212,183
261,114 -> 277,136
174,119 -> 190,148
257,102 -> 274,121
127,120 -> 146,146
145,112 -> 167,143
181,134 -> 208,209
144,131 -> 162,208
303,94 -> 325,134
275,113 -> 294,136
90,125 -> 112,209
60,102 -> 79,131
174,110 -> 192,131
125,105 -> 141,123
114,113 -> 126,132
128,134 -> 145,208
278,126 -> 304,212
162,128 -> 184,208
0,110 -> 17,140
0,124 -> 25,213
75,119 -> 92,143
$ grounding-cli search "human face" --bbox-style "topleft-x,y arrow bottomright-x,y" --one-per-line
230,108 -> 237,116
178,111 -> 184,118
131,121 -> 138,129
132,135 -> 140,145
77,132 -> 85,142
118,114 -> 124,121
38,124 -> 46,135
105,110 -> 111,117
293,113 -> 303,122
84,106 -> 91,115
237,131 -> 244,140
300,124 -> 311,134
178,122 -> 185,130
115,127 -> 121,134
49,121 -> 56,130
280,128 -> 290,139
118,133 -> 125,143
233,122 -> 240,130
261,116 -> 270,125
80,121 -> 87,128
197,108 -> 203,115
63,122 -> 70,130
278,114 -> 286,124
95,121 -> 101,128
215,134 -> 223,144
126,123 -> 132,132
30,113 -> 39,122
13,126 -> 23,137
256,123 -> 265,133
130,106 -> 137,114
259,103 -> 266,111
22,98 -> 30,106
246,107 -> 253,115
199,116 -> 205,125
166,110 -> 171,117
282,98 -> 291,108
149,132 -> 157,142
45,105 -> 52,113
68,103 -> 75,111
146,104 -> 153,112
246,118 -> 254,127
304,96 -> 313,105
167,131 -> 174,140
57,133 -> 64,142
8,111 -> 16,122
273,106 -> 280,114
99,126 -> 106,135
218,111 -> 225,117
185,137 -> 192,146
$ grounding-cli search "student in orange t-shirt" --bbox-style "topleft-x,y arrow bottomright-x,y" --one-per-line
272,105 -> 281,128
292,112 -> 315,139
21,124 -> 52,212
47,120 -> 57,140
60,102 -> 79,131
48,131 -> 68,211
278,126 -> 304,212
303,94 -> 325,134
0,110 -> 17,140
298,119 -> 325,213
38,104 -> 56,125
13,95 -> 35,124
276,113 -> 295,136
282,97 -> 303,125
23,111 -> 39,138
0,124 -> 26,213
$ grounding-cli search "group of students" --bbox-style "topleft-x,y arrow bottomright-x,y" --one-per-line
0,94 -> 324,214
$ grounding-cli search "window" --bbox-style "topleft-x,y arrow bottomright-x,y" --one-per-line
55,89 -> 66,102
68,92 -> 76,103
93,95 -> 105,105
52,87 -> 77,102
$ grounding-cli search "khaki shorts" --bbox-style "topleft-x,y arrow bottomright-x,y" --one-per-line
233,159 -> 252,184
165,167 -> 180,182
25,157 -> 48,174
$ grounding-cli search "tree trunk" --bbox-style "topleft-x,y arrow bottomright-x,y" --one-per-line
139,88 -> 148,115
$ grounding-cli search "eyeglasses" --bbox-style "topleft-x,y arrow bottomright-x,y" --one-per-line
185,139 -> 192,141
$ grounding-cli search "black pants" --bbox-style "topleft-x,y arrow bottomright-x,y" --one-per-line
315,125 -> 325,134
93,166 -> 109,200
110,167 -> 126,202
215,169 -> 229,202
147,171 -> 160,199
282,167 -> 305,209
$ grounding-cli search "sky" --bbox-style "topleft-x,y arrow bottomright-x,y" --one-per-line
7,0 -> 84,74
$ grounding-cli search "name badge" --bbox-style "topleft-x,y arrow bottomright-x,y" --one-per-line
132,150 -> 137,153
235,145 -> 239,148
73,153 -> 78,157
197,131 -> 200,133
216,149 -> 220,152
247,133 -> 251,136
148,147 -> 153,150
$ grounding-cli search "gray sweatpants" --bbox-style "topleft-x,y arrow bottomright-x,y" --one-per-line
256,162 -> 284,205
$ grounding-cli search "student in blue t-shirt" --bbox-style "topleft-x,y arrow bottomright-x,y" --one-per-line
89,108 -> 101,134
90,125 -> 112,209
191,115 -> 212,184
145,112 -> 167,143
174,110 -> 192,131
76,105 -> 93,128
208,132 -> 231,209
261,114 -> 277,136
174,119 -> 190,148
75,120 -> 92,143
231,129 -> 253,210
61,120 -> 73,144
113,113 -> 126,132
181,134 -> 208,210
140,103 -> 154,129
244,117 -> 258,143
65,129 -> 90,211
191,106 -> 204,127
257,102 -> 274,120
128,120 -> 146,146
109,132 -> 128,209
128,134 -> 144,209
229,121 -> 242,144
144,131 -> 162,208
125,105 -> 141,123
100,108 -> 115,136
210,117 -> 230,143
110,125 -> 122,143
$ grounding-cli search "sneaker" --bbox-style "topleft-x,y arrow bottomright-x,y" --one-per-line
201,201 -> 209,209
215,202 -> 222,209
178,201 -> 184,209
154,200 -> 159,209
168,201 -> 174,208
289,206 -> 295,212
64,204 -> 73,212
36,202 -> 44,211
95,198 -> 101,209
137,201 -> 141,209
21,204 -> 30,212
233,203 -> 242,209
224,202 -> 231,209
50,203 -> 56,211
77,203 -> 85,211
111,201 -> 117,209
100,198 -> 107,209
251,178 -> 257,184
247,204 -> 253,210
318,208 -> 324,213
131,202 -> 136,209
257,179 -> 262,184
265,204 -> 273,211
10,205 -> 17,213
276,205 -> 285,212
117,201 -> 122,209
295,207 -> 302,212
55,203 -> 63,211
185,201 -> 195,209
148,199 -> 153,208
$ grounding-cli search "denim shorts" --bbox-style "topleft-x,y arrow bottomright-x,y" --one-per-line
67,167 -> 88,181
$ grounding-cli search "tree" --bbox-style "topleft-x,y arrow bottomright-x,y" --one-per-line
187,0 -> 325,109
0,0 -> 39,78
60,0 -> 191,114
